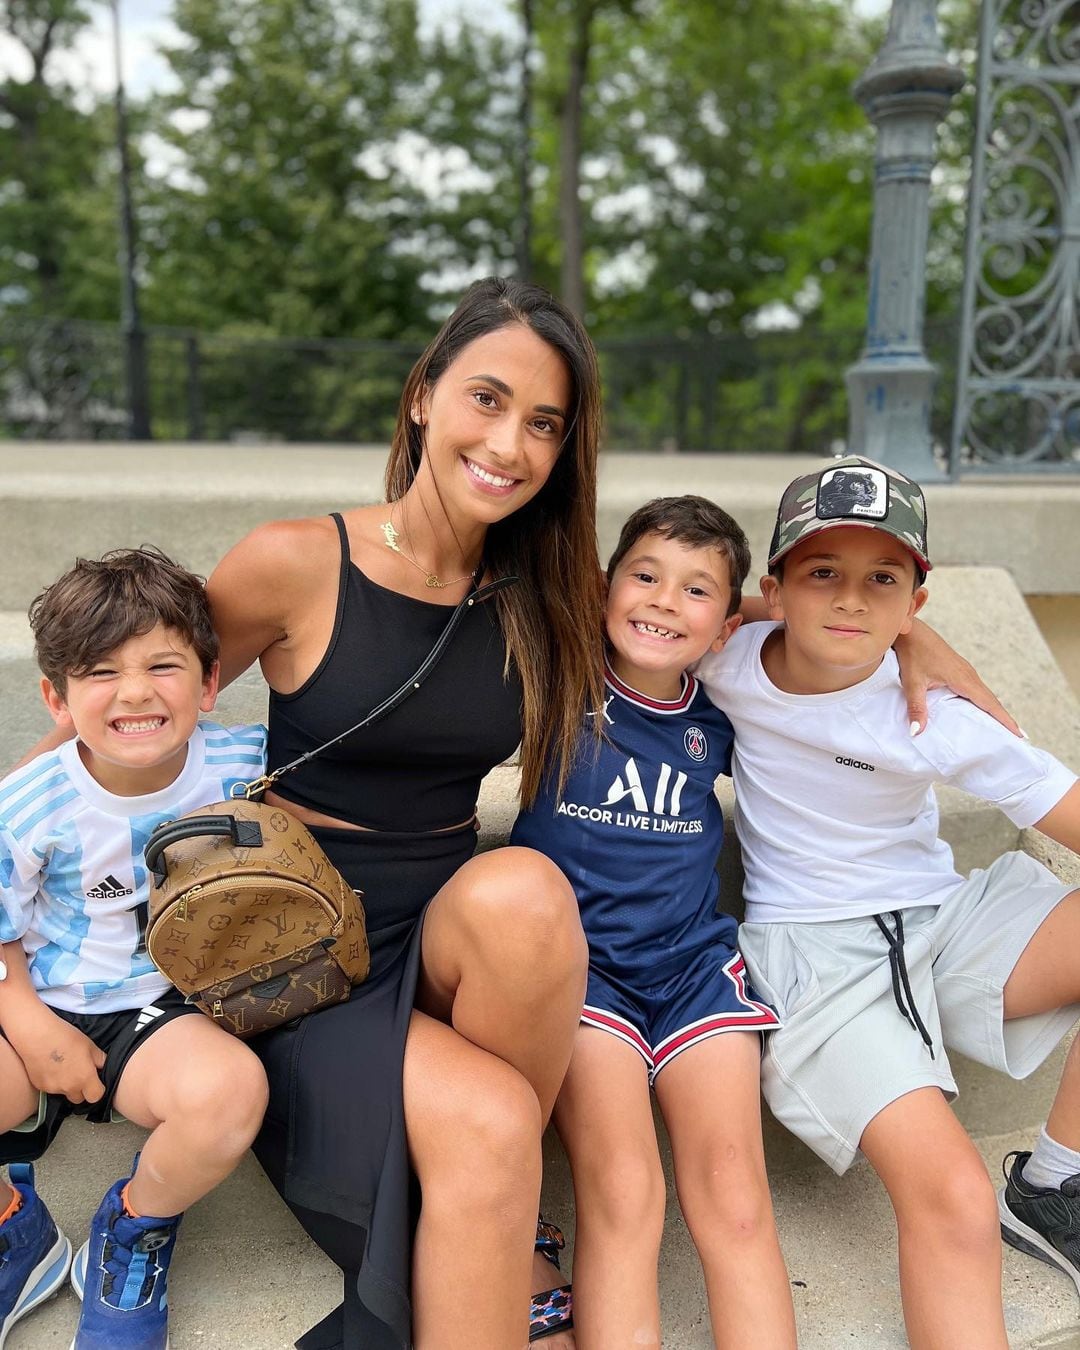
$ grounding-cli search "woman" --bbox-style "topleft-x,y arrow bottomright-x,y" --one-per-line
206,277 -> 604,1350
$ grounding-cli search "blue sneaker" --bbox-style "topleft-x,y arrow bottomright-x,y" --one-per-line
70,1171 -> 181,1350
0,1163 -> 72,1349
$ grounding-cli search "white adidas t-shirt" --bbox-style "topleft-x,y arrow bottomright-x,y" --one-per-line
0,721 -> 267,1013
695,623 -> 1076,925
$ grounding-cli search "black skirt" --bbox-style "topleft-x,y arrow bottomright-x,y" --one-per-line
252,820 -> 478,1350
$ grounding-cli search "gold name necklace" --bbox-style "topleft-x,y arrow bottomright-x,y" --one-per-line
380,510 -> 476,590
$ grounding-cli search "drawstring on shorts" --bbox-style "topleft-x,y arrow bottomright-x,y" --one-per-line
873,910 -> 935,1059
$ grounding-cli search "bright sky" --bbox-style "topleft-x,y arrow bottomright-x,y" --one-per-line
2,0 -> 894,101
3,0 -> 490,98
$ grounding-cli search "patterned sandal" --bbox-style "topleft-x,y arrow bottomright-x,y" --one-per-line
530,1215 -> 573,1342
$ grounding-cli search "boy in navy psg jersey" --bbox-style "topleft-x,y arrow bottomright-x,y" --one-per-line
0,547 -> 268,1350
512,497 -> 794,1350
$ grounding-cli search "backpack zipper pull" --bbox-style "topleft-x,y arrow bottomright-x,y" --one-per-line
176,884 -> 202,921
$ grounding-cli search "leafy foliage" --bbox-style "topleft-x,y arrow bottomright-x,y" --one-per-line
0,0 -> 978,449
0,0 -> 119,318
141,0 -> 432,338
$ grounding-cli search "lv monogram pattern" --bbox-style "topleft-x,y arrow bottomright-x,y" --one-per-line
146,799 -> 370,1039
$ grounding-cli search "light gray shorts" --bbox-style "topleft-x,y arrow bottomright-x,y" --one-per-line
739,852 -> 1080,1175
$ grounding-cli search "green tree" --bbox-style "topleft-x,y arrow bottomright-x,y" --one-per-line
561,0 -> 879,336
3,0 -> 975,451
526,0 -> 643,316
0,0 -> 119,318
394,17 -> 524,308
512,0 -> 883,447
143,0 -> 432,338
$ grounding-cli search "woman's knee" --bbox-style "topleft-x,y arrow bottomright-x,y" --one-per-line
463,1067 -> 542,1171
459,848 -> 586,969
419,1060 -> 543,1209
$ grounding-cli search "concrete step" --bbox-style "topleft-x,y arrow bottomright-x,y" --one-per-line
13,1114 -> 1080,1349
3,446 -> 1080,610
1028,597 -> 1080,701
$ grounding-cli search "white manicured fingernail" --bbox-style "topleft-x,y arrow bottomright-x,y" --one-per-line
1019,727 -> 1030,741
909,721 -> 920,737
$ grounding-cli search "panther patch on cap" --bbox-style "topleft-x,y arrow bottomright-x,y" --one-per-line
817,465 -> 888,521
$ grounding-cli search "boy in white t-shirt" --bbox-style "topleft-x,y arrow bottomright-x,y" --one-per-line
0,547 -> 268,1350
695,457 -> 1080,1349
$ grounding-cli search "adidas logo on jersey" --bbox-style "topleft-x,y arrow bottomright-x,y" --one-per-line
86,874 -> 134,899
834,756 -> 876,772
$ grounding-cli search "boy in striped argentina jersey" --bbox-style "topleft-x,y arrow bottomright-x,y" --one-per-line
0,548 -> 268,1350
512,498 -> 793,1350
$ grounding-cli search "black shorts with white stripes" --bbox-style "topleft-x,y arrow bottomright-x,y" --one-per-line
0,986 -> 196,1164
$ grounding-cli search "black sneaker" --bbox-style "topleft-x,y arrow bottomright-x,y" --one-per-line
998,1149 -> 1080,1295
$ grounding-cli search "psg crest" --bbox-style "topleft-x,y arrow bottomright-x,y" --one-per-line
684,727 -> 707,762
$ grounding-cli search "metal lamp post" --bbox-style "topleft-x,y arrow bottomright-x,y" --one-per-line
845,0 -> 963,481
109,0 -> 151,440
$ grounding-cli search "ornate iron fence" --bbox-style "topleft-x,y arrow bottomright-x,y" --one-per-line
0,315 -> 963,455
951,0 -> 1080,474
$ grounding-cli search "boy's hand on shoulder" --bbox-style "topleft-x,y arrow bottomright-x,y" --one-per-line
896,618 -> 1021,738
7,1003 -> 106,1103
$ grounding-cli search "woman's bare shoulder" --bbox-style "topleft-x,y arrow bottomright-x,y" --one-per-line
228,513 -> 338,561
208,514 -> 345,684
214,514 -> 339,591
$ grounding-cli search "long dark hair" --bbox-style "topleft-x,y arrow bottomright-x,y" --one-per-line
385,277 -> 605,805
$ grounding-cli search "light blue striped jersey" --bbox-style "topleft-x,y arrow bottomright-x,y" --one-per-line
0,721 -> 267,1014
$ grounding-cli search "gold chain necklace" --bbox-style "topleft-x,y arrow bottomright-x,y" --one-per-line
380,514 -> 476,590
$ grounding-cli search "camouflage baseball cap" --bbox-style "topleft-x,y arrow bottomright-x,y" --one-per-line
768,456 -> 931,573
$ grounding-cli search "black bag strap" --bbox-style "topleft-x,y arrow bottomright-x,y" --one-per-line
235,571 -> 519,800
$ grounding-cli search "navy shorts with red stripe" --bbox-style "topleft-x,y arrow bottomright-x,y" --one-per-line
582,928 -> 780,1084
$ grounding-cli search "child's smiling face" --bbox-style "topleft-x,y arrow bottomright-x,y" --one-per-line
760,526 -> 927,693
42,621 -> 219,796
604,532 -> 742,700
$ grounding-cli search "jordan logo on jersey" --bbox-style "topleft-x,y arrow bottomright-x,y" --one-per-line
586,696 -> 615,726
86,874 -> 134,899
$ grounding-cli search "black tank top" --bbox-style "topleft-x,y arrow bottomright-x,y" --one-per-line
266,514 -> 523,831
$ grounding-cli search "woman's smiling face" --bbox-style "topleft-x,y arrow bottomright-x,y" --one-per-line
414,323 -> 572,527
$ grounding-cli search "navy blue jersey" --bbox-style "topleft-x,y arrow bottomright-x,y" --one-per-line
511,662 -> 735,982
